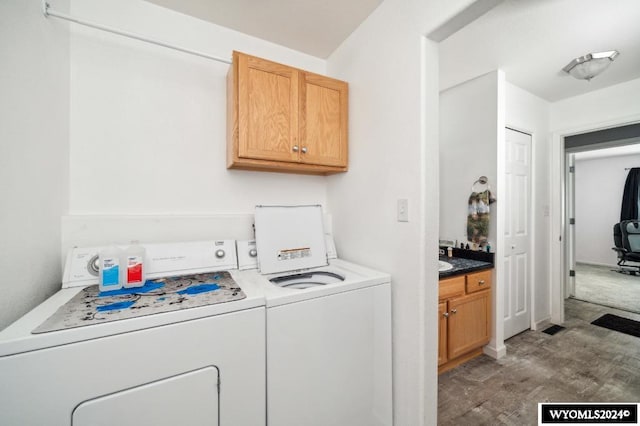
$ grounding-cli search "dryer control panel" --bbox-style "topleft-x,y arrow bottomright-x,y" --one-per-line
63,240 -> 238,288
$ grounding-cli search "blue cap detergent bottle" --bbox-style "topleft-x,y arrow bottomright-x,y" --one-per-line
99,246 -> 123,292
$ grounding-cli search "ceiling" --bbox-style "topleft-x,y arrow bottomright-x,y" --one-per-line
146,0 -> 640,102
145,0 -> 383,58
439,0 -> 640,102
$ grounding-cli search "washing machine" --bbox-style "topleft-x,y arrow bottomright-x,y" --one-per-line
237,205 -> 392,426
0,240 -> 265,426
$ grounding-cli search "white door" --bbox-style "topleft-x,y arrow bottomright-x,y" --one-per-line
504,128 -> 531,339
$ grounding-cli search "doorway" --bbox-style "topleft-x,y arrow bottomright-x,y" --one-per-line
566,143 -> 640,314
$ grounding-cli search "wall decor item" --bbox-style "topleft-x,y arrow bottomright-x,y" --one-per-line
467,176 -> 497,245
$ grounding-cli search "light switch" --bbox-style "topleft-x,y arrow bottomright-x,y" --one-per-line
397,199 -> 409,222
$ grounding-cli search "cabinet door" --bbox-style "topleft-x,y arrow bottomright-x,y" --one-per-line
237,53 -> 299,163
299,72 -> 348,167
448,290 -> 491,360
438,302 -> 448,366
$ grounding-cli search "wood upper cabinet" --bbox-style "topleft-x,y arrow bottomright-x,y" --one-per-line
227,51 -> 348,175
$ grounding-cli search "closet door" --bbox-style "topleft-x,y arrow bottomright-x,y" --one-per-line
503,128 -> 532,339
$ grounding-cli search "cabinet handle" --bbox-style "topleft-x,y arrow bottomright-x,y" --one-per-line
451,309 -> 457,314
301,147 -> 308,154
478,280 -> 485,285
292,145 -> 299,152
443,312 -> 449,318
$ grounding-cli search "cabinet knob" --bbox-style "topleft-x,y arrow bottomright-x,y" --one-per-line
292,145 -> 299,152
301,147 -> 308,154
478,280 -> 485,285
443,312 -> 449,318
451,308 -> 457,314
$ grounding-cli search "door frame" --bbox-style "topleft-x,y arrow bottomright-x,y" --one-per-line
550,114 -> 640,324
565,152 -> 576,298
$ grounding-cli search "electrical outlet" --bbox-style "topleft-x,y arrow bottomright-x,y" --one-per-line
397,199 -> 408,222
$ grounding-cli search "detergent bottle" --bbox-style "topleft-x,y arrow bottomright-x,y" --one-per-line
99,246 -> 123,292
123,241 -> 146,288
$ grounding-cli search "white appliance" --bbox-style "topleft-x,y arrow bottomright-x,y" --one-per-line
0,240 -> 266,426
245,205 -> 392,426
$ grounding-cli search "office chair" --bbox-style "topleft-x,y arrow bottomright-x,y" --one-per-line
612,220 -> 640,275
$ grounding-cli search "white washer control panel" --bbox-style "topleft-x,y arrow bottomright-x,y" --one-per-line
237,240 -> 259,271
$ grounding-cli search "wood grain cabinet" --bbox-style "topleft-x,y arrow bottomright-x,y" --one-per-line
227,51 -> 348,175
438,269 -> 492,374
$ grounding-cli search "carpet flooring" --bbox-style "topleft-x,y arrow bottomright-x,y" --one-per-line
438,299 -> 640,425
574,262 -> 640,314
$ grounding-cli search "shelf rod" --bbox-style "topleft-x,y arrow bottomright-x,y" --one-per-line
42,1 -> 232,65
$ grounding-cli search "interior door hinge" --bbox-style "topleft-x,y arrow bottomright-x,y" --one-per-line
569,166 -> 575,173
569,269 -> 575,277
569,218 -> 575,225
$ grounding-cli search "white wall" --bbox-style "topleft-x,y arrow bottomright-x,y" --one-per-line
551,77 -> 640,132
440,70 -> 507,357
440,72 -> 500,246
0,0 -> 70,330
505,82 -> 551,324
327,0 -> 476,424
69,0 -> 329,216
575,154 -> 640,266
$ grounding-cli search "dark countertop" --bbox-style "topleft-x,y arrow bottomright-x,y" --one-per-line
439,256 -> 493,278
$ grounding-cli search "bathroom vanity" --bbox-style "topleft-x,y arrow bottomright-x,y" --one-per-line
438,251 -> 493,374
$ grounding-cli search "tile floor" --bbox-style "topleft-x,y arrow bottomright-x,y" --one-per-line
438,299 -> 640,425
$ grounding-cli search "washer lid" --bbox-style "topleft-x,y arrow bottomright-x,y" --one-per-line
254,205 -> 328,274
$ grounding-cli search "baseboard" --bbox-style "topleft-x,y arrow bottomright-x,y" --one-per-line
576,261 -> 618,268
483,343 -> 506,359
531,316 -> 552,331
438,348 -> 484,374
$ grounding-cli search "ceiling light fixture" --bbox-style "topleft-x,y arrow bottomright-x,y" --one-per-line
563,50 -> 619,81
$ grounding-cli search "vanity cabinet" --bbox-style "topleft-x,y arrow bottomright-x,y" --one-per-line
438,269 -> 492,373
227,51 -> 348,175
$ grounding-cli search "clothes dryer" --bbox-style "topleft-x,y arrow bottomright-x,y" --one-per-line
0,240 -> 265,426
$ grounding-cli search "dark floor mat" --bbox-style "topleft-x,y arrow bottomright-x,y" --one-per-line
542,325 -> 565,335
591,314 -> 640,338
